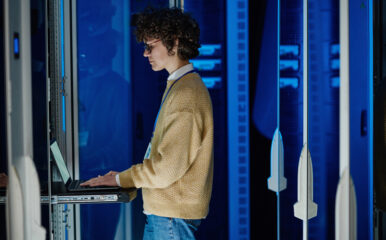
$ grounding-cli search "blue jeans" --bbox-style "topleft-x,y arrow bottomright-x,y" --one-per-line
143,214 -> 201,240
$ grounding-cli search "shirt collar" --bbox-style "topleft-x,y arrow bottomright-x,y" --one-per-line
167,63 -> 194,81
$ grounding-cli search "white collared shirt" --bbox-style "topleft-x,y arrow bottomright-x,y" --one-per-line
167,63 -> 194,81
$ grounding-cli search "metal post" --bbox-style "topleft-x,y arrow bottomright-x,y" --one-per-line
4,0 -> 46,238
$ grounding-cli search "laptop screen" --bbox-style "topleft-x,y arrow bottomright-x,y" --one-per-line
50,141 -> 70,184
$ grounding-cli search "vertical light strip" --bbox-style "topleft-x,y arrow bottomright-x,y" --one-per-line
63,0 -> 73,173
227,0 -> 250,239
336,0 -> 357,239
339,0 -> 350,178
277,0 -> 280,130
339,0 -> 350,236
44,0 -> 53,236
303,0 -> 308,146
303,0 -> 309,238
61,0 -> 66,132
60,2 -> 67,237
276,0 -> 281,239
70,0 -> 82,238
62,0 -> 77,238
368,0 -> 374,238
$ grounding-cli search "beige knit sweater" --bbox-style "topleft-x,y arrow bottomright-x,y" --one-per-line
119,72 -> 214,219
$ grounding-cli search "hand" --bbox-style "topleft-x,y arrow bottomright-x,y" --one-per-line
80,171 -> 119,187
104,171 -> 119,177
0,173 -> 8,188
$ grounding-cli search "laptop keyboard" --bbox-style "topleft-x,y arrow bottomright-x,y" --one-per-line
70,180 -> 93,190
69,180 -> 119,191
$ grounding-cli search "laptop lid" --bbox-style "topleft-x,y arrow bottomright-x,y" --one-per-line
50,141 -> 71,187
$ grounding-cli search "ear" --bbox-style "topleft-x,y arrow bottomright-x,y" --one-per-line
174,38 -> 179,49
170,39 -> 179,56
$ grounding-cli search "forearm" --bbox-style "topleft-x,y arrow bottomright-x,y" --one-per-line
119,111 -> 202,189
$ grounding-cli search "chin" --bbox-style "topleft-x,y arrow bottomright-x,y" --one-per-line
151,66 -> 163,72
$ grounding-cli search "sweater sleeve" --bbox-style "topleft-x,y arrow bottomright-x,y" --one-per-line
119,111 -> 202,189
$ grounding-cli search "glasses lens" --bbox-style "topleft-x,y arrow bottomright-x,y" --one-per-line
144,43 -> 151,53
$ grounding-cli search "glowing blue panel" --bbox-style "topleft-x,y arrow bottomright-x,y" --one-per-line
331,77 -> 340,88
280,59 -> 299,71
77,0 -> 131,239
227,0 -> 249,239
13,35 -> 19,56
252,0 -> 279,139
280,45 -> 299,56
202,77 -> 221,89
330,59 -> 340,70
349,0 -> 371,239
280,77 -> 298,88
190,59 -> 221,71
330,44 -> 340,55
198,44 -> 221,56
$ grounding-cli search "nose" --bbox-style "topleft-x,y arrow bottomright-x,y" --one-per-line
143,49 -> 150,57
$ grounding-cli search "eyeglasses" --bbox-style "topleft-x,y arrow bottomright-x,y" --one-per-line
143,39 -> 161,53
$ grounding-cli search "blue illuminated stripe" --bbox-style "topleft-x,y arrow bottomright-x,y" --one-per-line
64,204 -> 68,240
280,45 -> 299,56
14,36 -> 19,55
330,77 -> 340,88
330,44 -> 340,55
280,77 -> 299,88
190,59 -> 221,71
227,0 -> 249,239
198,44 -> 221,56
280,59 -> 299,71
330,59 -> 340,70
369,0 -> 373,238
201,77 -> 221,88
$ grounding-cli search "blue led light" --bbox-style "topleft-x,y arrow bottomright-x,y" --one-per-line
331,77 -> 340,88
330,44 -> 340,55
14,36 -> 19,55
280,45 -> 299,56
330,59 -> 340,70
65,205 -> 68,240
202,77 -> 221,88
279,60 -> 299,71
280,77 -> 298,88
198,44 -> 221,56
190,59 -> 221,71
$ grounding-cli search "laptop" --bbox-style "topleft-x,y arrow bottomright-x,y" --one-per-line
50,141 -> 120,192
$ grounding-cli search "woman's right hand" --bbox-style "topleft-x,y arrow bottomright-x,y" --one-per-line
104,171 -> 119,176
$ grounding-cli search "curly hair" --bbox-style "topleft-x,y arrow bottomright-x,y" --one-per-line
132,7 -> 200,60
